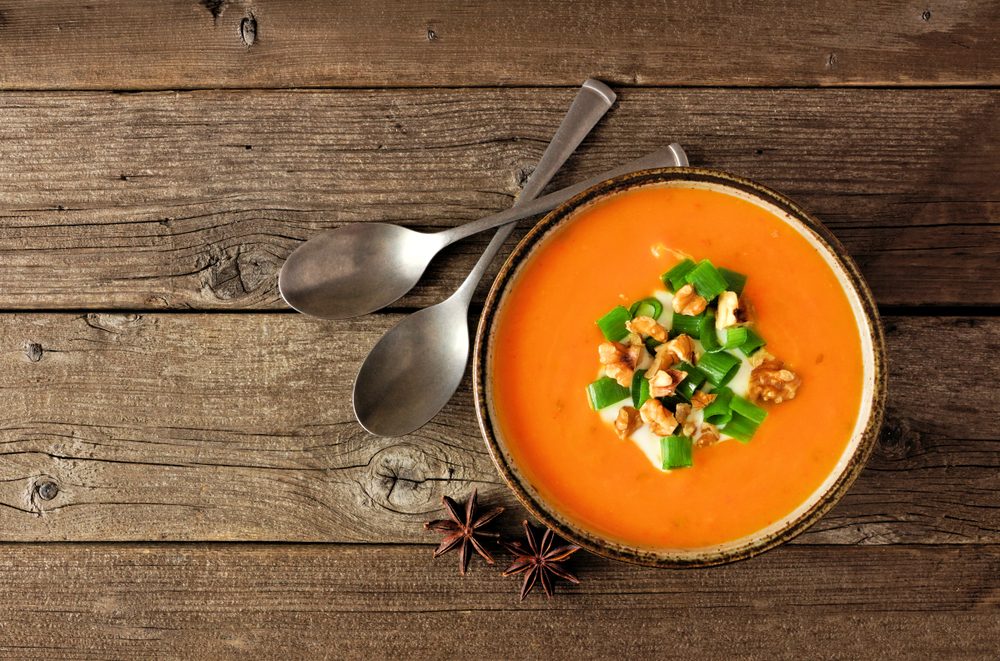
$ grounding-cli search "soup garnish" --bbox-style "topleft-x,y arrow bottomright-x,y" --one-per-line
587,257 -> 802,471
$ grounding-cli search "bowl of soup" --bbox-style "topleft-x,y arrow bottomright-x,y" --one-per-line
472,168 -> 887,567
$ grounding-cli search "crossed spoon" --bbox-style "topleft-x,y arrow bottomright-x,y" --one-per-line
278,80 -> 689,435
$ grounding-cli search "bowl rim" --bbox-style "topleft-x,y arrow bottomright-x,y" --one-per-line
472,166 -> 888,568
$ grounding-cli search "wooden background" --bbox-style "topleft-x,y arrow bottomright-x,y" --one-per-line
0,0 -> 997,657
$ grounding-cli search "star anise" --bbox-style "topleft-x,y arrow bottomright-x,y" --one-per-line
503,520 -> 581,600
424,489 -> 504,575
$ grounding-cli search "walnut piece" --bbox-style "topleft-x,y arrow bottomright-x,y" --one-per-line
674,403 -> 692,425
690,391 -> 717,410
748,354 -> 802,404
695,423 -> 721,447
663,334 -> 695,364
671,284 -> 708,316
614,406 -> 642,440
639,399 -> 679,436
648,368 -> 687,398
716,291 -> 740,329
598,341 -> 641,387
646,343 -> 675,377
626,316 -> 668,343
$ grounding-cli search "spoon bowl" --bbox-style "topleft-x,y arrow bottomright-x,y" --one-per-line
353,296 -> 470,436
278,223 -> 443,319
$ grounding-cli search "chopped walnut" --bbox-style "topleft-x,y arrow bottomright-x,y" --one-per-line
614,406 -> 642,440
690,391 -> 717,410
716,291 -> 740,329
695,423 -> 721,447
649,368 -> 687,398
640,399 -> 678,436
674,403 -> 692,425
626,316 -> 668,343
599,341 -> 640,387
748,354 -> 802,404
663,334 -> 695,364
671,284 -> 708,316
646,343 -> 674,377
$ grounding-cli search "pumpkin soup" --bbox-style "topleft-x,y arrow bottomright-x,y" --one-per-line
490,184 -> 864,549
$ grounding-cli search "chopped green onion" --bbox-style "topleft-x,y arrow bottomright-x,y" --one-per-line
702,387 -> 734,426
718,267 -> 747,295
644,337 -> 663,354
661,259 -> 696,291
723,412 -> 760,443
674,361 -> 706,400
730,395 -> 767,425
696,351 -> 741,386
720,326 -> 749,350
586,377 -> 630,410
631,369 -> 652,408
596,305 -> 631,342
629,297 -> 663,321
684,259 -> 728,301
739,327 -> 767,357
671,311 -> 703,339
661,435 -> 694,469
699,312 -> 722,352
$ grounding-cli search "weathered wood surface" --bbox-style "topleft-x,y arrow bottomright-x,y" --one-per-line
0,88 -> 997,309
0,313 -> 994,544
0,544 -> 995,658
0,0 -> 996,90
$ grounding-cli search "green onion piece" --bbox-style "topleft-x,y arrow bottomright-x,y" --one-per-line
631,369 -> 652,408
721,326 -> 749,350
629,297 -> 663,321
723,412 -> 760,443
586,377 -> 631,410
661,435 -> 694,469
718,267 -> 747,295
739,327 -> 766,356
671,311 -> 703,339
696,351 -> 741,386
644,337 -> 663,354
661,259 -> 696,291
702,387 -> 734,426
596,305 -> 631,342
684,259 -> 729,301
699,312 -> 723,352
674,361 -> 707,400
730,394 -> 767,425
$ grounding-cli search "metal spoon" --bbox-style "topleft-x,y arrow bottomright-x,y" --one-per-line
352,140 -> 690,437
279,142 -> 688,320
278,79 -> 616,320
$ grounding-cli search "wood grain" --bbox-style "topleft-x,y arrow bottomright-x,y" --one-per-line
0,543 -> 996,658
0,313 -> 994,543
0,0 -> 996,90
0,88 -> 997,310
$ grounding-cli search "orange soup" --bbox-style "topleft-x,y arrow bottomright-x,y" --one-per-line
490,185 -> 865,549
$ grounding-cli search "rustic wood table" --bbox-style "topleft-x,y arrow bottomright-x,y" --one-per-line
0,1 -> 997,658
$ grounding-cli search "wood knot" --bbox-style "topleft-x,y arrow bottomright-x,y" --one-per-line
84,313 -> 145,335
825,53 -> 838,69
240,14 -> 257,47
876,417 -> 923,461
35,480 -> 59,501
198,245 -> 277,302
201,0 -> 226,21
921,9 -> 932,21
426,27 -> 438,41
365,444 -> 456,514
24,342 -> 43,362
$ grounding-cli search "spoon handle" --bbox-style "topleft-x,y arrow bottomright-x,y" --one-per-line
450,80 -> 617,303
439,143 -> 690,249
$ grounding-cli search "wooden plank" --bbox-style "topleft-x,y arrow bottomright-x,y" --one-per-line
0,1 -> 996,90
0,89 -> 997,309
0,544 -> 995,658
0,314 -> 995,543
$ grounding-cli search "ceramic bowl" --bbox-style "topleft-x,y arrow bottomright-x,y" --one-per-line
473,167 -> 887,567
